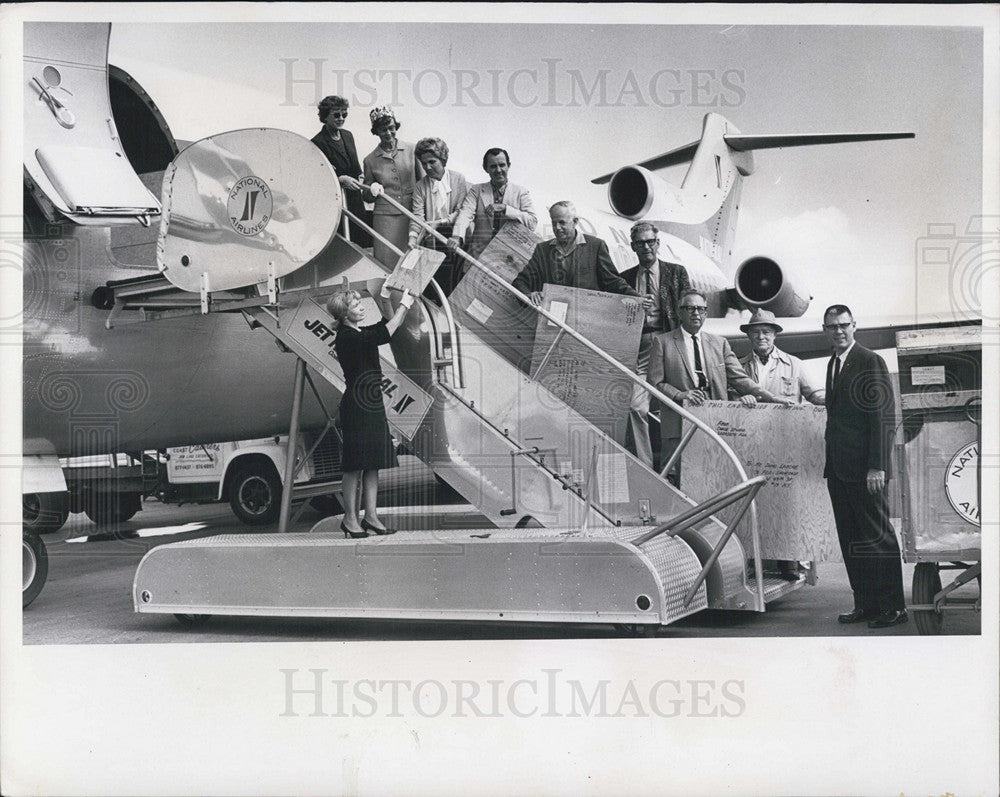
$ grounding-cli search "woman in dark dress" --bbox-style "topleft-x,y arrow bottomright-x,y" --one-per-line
311,95 -> 373,249
328,286 -> 414,538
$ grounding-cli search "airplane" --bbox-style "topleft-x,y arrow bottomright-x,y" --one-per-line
19,20 -> 949,551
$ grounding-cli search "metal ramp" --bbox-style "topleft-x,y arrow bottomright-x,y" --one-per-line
117,129 -> 807,629
134,527 -> 709,626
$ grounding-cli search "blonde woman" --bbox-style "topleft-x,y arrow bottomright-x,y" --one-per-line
327,286 -> 414,537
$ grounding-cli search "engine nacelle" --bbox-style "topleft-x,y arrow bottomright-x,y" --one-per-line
607,165 -> 685,221
734,256 -> 811,317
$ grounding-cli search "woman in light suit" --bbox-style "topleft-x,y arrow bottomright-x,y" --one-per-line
408,137 -> 468,295
363,106 -> 422,268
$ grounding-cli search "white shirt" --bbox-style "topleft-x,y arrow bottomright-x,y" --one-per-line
836,341 -> 856,369
742,345 -> 824,404
830,340 -> 856,388
430,171 -> 452,220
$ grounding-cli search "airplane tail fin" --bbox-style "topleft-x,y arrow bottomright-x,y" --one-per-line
592,113 -> 914,273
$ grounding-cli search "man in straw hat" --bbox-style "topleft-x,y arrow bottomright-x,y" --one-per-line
736,308 -> 825,405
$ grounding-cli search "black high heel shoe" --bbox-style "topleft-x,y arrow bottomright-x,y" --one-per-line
361,518 -> 396,536
341,521 -> 369,539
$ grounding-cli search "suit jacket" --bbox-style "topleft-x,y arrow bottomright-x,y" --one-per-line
311,128 -> 371,247
453,180 -> 538,257
363,140 -> 422,216
648,327 -> 767,439
823,343 -> 895,481
408,169 -> 469,243
511,234 -> 637,296
620,259 -> 692,332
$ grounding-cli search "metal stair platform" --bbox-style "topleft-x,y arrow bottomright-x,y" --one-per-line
134,526 -> 709,626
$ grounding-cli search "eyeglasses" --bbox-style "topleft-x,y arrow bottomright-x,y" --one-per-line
632,239 -> 658,248
330,111 -> 348,118
680,306 -> 708,314
823,323 -> 854,331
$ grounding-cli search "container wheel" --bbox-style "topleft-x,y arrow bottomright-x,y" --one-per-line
174,614 -> 211,627
912,562 -> 943,635
615,623 -> 658,637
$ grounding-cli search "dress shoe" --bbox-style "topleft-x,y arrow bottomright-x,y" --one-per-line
361,518 -> 396,536
341,521 -> 369,539
837,608 -> 873,624
867,609 -> 908,629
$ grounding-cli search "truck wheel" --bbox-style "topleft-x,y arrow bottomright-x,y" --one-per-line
84,492 -> 142,527
22,531 -> 49,608
229,462 -> 282,525
912,562 -> 943,635
22,492 -> 69,534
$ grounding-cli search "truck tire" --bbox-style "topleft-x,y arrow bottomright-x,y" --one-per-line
22,492 -> 69,534
84,491 -> 142,527
22,531 -> 49,608
229,461 -> 282,525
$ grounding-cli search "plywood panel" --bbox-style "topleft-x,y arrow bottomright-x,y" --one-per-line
681,401 -> 842,562
450,222 -> 543,370
382,245 -> 446,297
529,284 -> 643,444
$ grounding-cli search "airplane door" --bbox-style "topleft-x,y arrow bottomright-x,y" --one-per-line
24,22 -> 161,223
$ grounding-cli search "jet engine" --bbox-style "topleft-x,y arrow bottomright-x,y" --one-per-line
607,165 -> 684,221
733,256 -> 811,317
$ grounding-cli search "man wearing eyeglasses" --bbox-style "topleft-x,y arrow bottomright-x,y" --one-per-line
648,288 -> 785,478
619,221 -> 692,467
736,308 -> 825,406
822,304 -> 907,629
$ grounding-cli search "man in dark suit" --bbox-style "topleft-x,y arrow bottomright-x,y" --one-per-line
822,304 -> 907,629
648,289 -> 786,478
511,201 -> 638,305
620,221 -> 691,467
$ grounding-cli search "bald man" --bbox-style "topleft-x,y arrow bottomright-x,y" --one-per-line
512,201 -> 638,306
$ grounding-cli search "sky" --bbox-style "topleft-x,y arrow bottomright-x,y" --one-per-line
108,21 -> 987,322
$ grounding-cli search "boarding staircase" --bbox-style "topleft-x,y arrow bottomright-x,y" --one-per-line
112,129 -> 806,628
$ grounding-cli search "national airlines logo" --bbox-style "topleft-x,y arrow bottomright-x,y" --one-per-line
944,441 -> 979,525
227,175 -> 273,237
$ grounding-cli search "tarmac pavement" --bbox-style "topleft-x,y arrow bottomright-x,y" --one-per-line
22,461 -> 981,644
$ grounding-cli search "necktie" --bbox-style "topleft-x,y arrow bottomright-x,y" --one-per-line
491,186 -> 504,234
828,354 -> 840,394
692,334 -> 707,390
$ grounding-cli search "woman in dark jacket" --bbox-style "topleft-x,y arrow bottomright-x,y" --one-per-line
311,95 -> 372,249
327,286 -> 414,538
